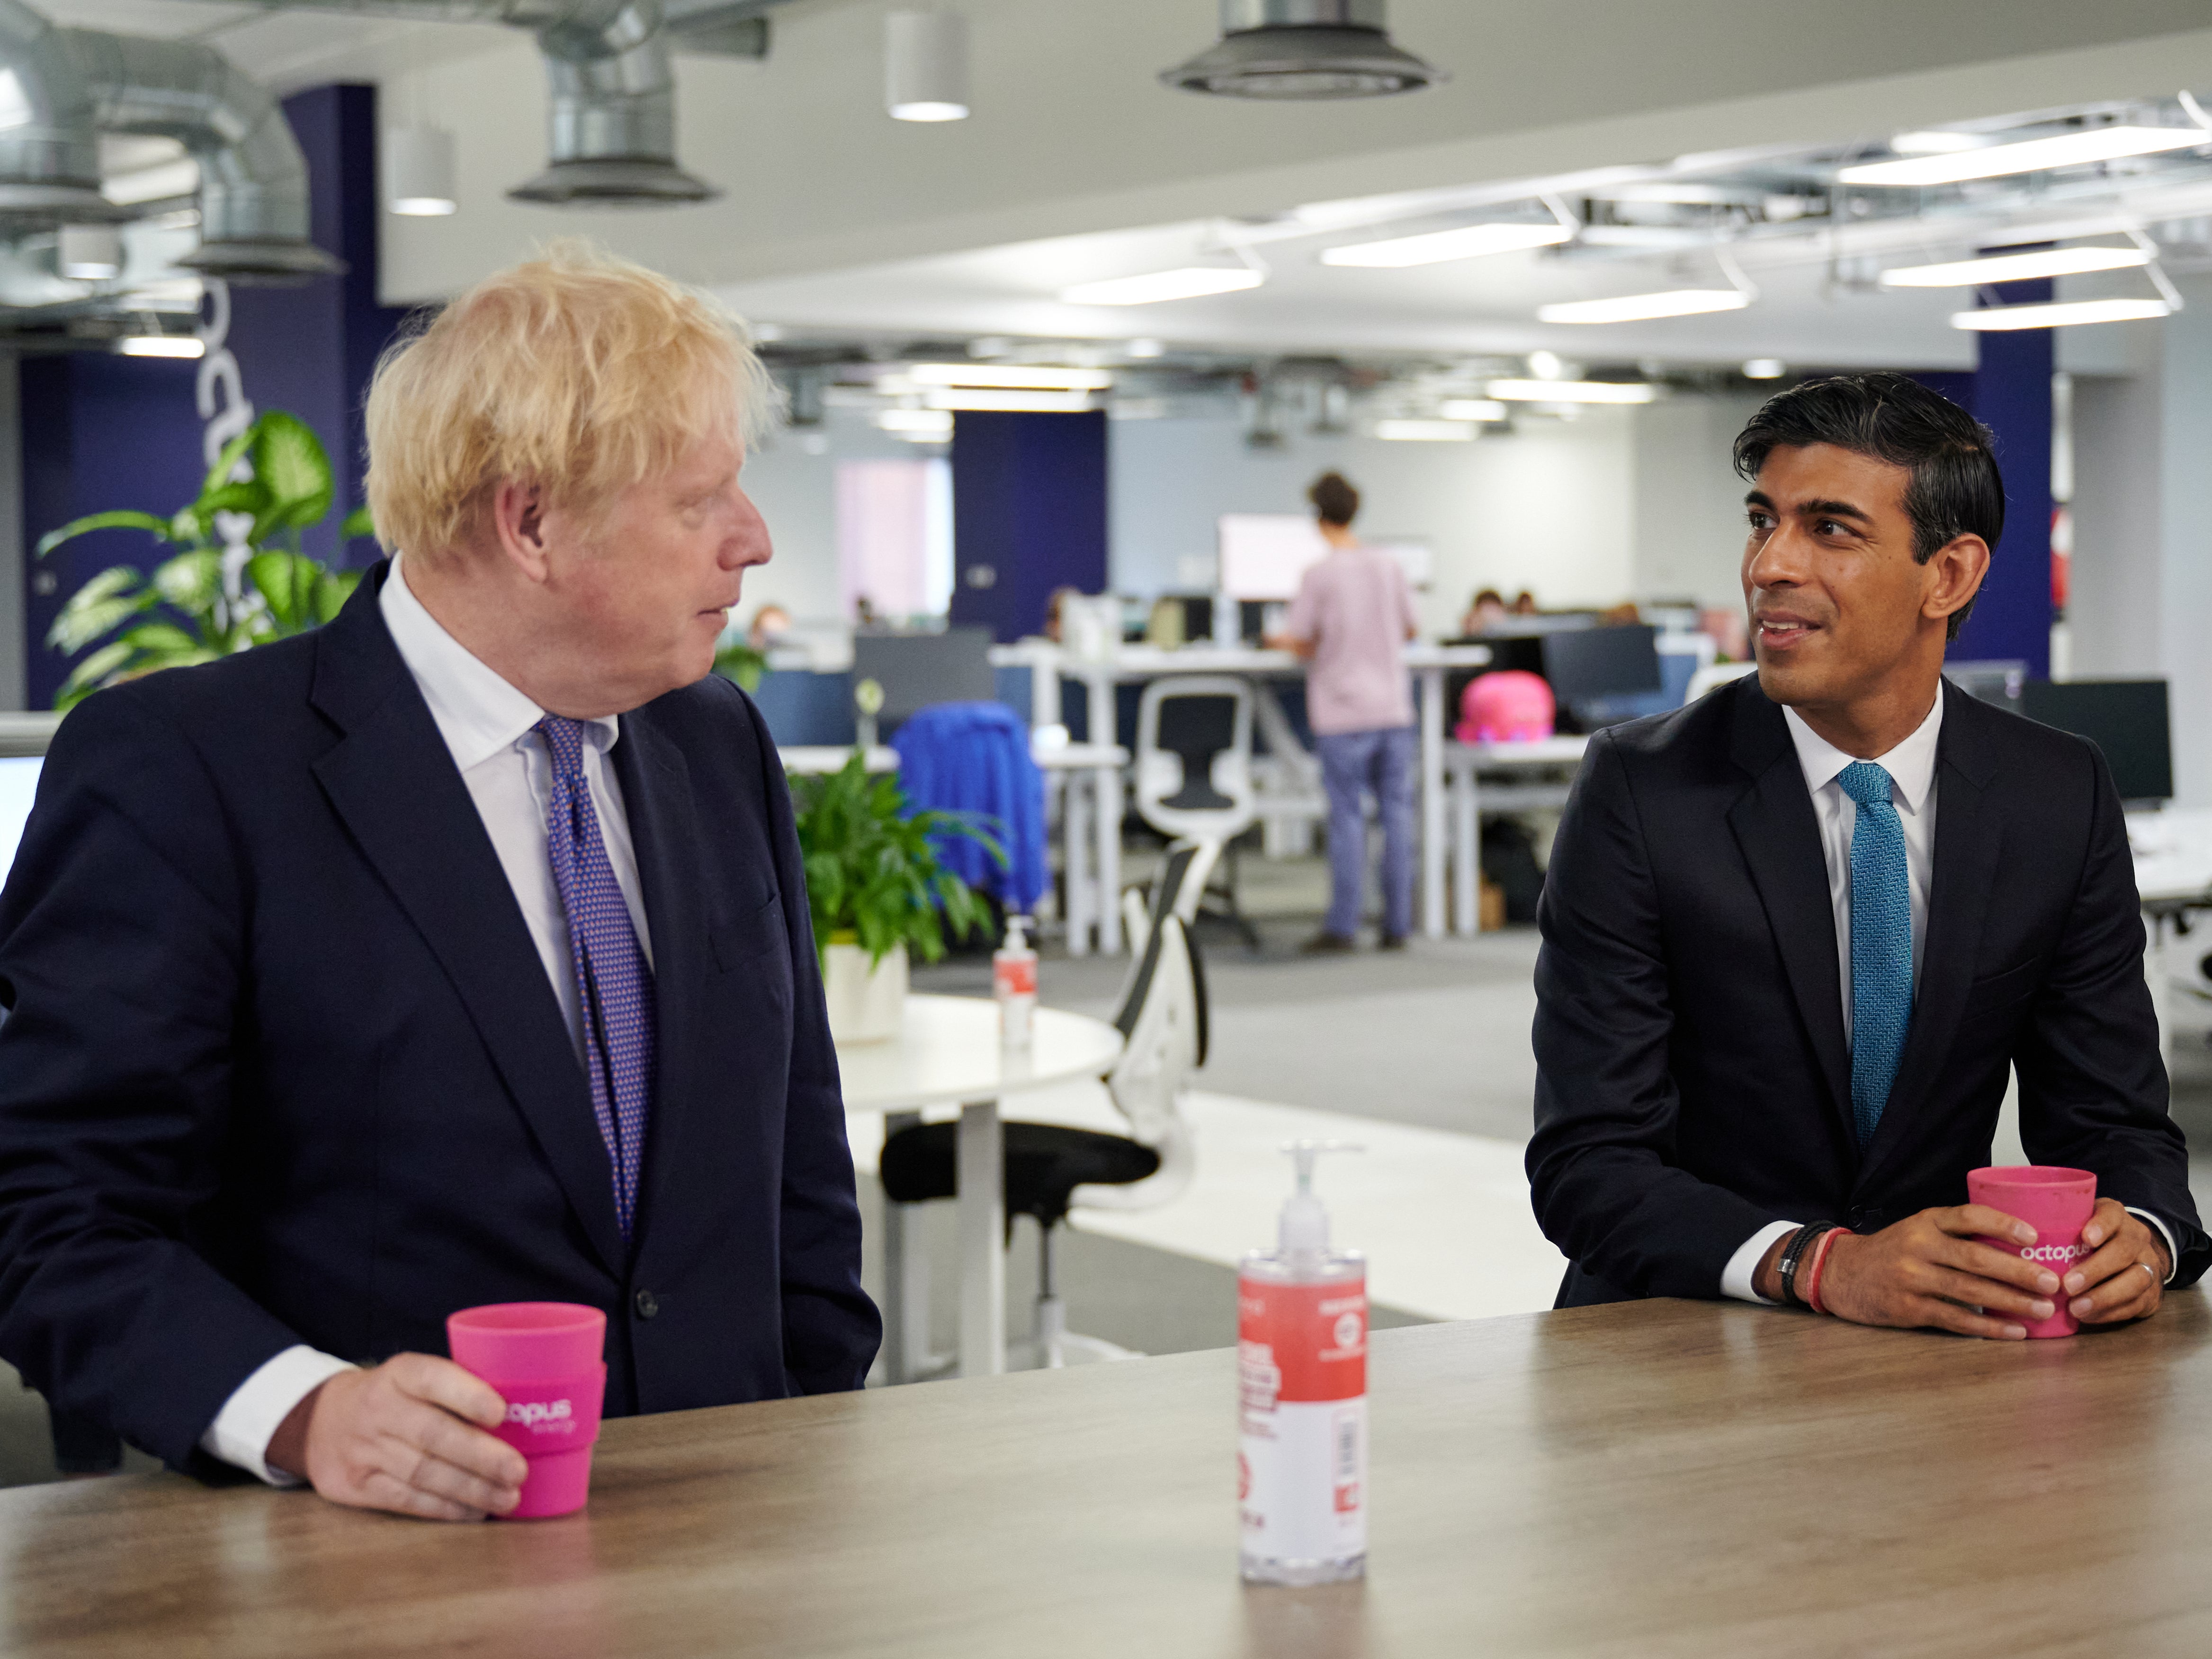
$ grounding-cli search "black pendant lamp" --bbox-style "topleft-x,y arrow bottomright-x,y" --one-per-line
1160,0 -> 1445,99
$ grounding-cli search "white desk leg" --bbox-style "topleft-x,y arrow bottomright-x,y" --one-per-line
956,1099 -> 1006,1378
1452,765 -> 1479,938
880,1109 -> 927,1385
1065,773 -> 1093,958
1419,666 -> 1446,940
1096,759 -> 1123,955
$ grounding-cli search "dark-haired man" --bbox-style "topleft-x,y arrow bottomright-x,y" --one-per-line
1271,472 -> 1420,952
1528,372 -> 2204,1336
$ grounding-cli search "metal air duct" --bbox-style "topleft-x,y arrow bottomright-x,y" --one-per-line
1160,0 -> 1444,99
0,0 -> 113,223
59,28 -> 344,281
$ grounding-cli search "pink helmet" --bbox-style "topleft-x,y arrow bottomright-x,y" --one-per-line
1457,670 -> 1554,744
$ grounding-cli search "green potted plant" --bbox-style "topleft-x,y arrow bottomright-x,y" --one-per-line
789,749 -> 1000,1042
35,411 -> 372,709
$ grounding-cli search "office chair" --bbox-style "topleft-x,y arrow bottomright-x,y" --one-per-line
1133,676 -> 1260,947
877,842 -> 1211,1370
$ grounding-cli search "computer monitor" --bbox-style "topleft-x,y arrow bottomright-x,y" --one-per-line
1218,514 -> 1327,601
2021,679 -> 2173,804
850,628 -> 997,725
1541,625 -> 1662,705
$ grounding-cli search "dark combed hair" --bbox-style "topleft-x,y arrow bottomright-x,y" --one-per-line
1732,371 -> 2003,640
1308,470 -> 1360,527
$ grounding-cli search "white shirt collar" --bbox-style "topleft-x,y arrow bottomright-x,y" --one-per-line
1782,688 -> 1943,816
379,556 -> 619,771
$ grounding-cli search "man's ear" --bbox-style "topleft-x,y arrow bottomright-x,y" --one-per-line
488,479 -> 552,584
1924,532 -> 1989,631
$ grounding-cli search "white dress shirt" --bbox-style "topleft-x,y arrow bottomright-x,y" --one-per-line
199,557 -> 654,1483
1720,693 -> 2175,1304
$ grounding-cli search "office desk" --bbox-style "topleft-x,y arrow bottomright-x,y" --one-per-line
11,1293 -> 2210,1657
1034,740 -> 1128,956
1442,736 -> 1589,935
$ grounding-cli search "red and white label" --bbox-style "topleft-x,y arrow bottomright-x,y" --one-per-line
994,956 -> 1037,999
1238,1273 -> 1366,1564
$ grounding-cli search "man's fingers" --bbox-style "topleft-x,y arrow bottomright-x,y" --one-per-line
391,1437 -> 522,1516
1914,1296 -> 2028,1341
1915,1264 -> 2054,1323
357,1467 -> 489,1524
380,1395 -> 528,1492
1942,1204 -> 2036,1245
385,1352 -> 509,1430
1930,1236 -> 2061,1298
2071,1260 -> 2161,1326
2063,1233 -> 2141,1297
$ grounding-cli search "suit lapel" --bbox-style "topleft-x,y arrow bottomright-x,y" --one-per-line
306,568 -> 627,1279
1724,683 -> 1855,1146
1858,682 -> 2003,1186
610,710 -> 711,1248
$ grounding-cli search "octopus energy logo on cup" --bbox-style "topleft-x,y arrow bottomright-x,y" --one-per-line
446,1301 -> 608,1518
1966,1166 -> 2097,1340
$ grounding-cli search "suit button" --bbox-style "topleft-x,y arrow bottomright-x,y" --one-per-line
634,1289 -> 660,1320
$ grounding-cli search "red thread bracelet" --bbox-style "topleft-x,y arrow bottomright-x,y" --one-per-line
1804,1226 -> 1845,1315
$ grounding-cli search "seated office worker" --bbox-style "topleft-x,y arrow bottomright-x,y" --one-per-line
0,244 -> 879,1519
1528,373 -> 2205,1334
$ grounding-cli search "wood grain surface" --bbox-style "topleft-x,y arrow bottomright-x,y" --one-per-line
5,1293 -> 2209,1658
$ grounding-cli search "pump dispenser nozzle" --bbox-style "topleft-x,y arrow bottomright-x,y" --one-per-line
1278,1139 -> 1362,1254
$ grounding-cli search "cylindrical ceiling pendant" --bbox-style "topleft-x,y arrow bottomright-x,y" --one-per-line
384,125 -> 458,216
58,224 -> 123,280
886,11 -> 969,122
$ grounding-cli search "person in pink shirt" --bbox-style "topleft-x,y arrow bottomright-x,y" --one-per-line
1272,472 -> 1421,952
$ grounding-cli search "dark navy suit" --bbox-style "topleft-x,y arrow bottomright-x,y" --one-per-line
0,564 -> 878,1473
1529,675 -> 2207,1306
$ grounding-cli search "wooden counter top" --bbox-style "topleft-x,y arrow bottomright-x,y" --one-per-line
9,1293 -> 2211,1657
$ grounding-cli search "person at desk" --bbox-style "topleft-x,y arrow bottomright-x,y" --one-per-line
1528,372 -> 2205,1334
1269,471 -> 1420,953
1461,588 -> 1508,635
0,244 -> 879,1520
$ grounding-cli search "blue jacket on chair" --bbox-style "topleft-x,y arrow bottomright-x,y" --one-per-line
891,701 -> 1048,912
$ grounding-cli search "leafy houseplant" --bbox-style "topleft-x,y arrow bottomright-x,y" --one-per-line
36,411 -> 372,709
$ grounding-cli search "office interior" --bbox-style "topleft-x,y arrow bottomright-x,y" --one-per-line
7,0 -> 2212,1645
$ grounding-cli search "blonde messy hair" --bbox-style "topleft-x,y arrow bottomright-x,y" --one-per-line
364,240 -> 778,564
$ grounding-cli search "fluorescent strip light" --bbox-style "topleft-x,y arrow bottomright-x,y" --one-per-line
1840,125 -> 2205,187
1950,297 -> 2172,331
1880,245 -> 2151,287
877,409 -> 954,434
1320,221 -> 1572,269
1061,268 -> 1264,305
1890,130 -> 1986,155
1374,420 -> 1477,441
115,335 -> 204,359
391,196 -> 457,216
922,388 -> 1096,413
1536,289 -> 1749,324
1742,359 -> 1785,379
906,363 -> 1113,391
1438,399 -> 1508,421
1486,378 -> 1659,404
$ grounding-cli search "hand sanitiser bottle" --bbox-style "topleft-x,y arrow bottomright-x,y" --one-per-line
994,916 -> 1037,1051
1238,1140 -> 1367,1586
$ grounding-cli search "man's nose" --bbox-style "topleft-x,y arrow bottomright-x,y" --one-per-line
1747,525 -> 1808,590
725,491 -> 772,567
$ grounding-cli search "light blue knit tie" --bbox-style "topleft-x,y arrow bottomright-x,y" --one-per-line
1839,761 -> 1912,1148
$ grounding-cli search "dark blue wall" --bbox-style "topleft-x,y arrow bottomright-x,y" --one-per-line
1952,274 -> 2054,676
949,411 -> 1109,644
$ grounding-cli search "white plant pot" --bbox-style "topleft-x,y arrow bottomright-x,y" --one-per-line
823,941 -> 908,1044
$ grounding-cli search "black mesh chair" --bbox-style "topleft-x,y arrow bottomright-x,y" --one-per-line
878,843 -> 1210,1369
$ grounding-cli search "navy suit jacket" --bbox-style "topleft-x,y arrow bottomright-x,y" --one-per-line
0,564 -> 879,1473
1529,674 -> 2207,1306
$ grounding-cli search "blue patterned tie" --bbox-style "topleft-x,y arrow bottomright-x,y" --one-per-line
1838,761 -> 1912,1148
537,716 -> 656,1239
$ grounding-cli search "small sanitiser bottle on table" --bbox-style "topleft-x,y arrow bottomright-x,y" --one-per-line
994,915 -> 1037,1051
1238,1140 -> 1367,1586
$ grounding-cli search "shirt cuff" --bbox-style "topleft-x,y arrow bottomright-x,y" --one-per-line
198,1346 -> 358,1487
2126,1207 -> 2181,1285
1721,1219 -> 1801,1305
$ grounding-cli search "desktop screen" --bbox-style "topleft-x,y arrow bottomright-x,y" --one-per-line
2020,679 -> 2173,803
0,757 -> 38,884
1216,514 -> 1432,600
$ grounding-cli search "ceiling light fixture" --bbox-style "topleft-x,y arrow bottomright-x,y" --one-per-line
1374,419 -> 1476,441
878,409 -> 955,436
922,388 -> 1097,412
385,125 -> 459,216
1161,0 -> 1444,99
906,363 -> 1113,390
1124,337 -> 1167,358
1320,218 -> 1569,268
1840,125 -> 2205,188
1742,358 -> 1785,379
115,334 -> 204,359
1437,399 -> 1507,421
1950,297 -> 2173,330
1537,289 -> 1749,324
58,224 -> 122,280
1487,378 -> 1659,403
1061,267 -> 1265,305
1879,244 -> 2152,287
1889,130 -> 1987,155
886,10 -> 969,123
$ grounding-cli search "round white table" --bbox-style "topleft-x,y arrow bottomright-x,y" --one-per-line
839,994 -> 1124,1381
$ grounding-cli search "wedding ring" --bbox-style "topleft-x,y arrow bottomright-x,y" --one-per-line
2142,1262 -> 2158,1279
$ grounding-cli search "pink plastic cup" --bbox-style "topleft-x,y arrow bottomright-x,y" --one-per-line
1967,1166 -> 2097,1339
448,1302 -> 608,1518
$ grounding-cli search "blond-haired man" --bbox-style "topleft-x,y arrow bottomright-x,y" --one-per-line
0,244 -> 878,1520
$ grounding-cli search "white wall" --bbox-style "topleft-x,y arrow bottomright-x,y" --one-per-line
1629,392 -> 1766,610
735,409 -> 925,628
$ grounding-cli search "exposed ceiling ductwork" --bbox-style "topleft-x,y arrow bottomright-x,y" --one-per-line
0,0 -> 121,225
1160,0 -> 1445,100
179,0 -> 786,206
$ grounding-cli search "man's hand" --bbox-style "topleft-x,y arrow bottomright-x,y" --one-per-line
267,1354 -> 526,1521
1812,1206 -> 2069,1340
2062,1197 -> 2168,1327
